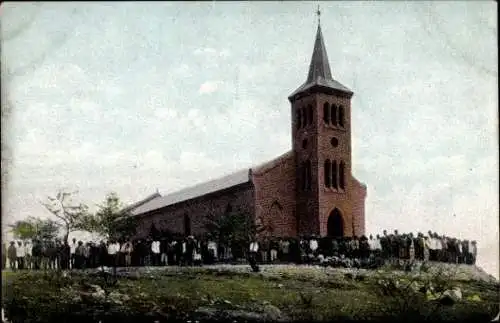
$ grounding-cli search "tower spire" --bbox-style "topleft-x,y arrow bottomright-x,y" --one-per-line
288,8 -> 353,101
306,15 -> 332,83
316,5 -> 321,26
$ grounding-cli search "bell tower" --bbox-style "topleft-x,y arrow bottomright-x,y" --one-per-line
289,10 -> 358,237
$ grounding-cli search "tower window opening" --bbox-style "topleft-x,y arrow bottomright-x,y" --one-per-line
301,162 -> 306,191
331,137 -> 339,147
324,159 -> 331,188
323,102 -> 330,124
305,160 -> 312,191
339,161 -> 345,190
332,160 -> 338,189
338,105 -> 345,128
302,138 -> 308,149
296,110 -> 301,130
331,104 -> 338,126
307,105 -> 313,125
300,108 -> 305,128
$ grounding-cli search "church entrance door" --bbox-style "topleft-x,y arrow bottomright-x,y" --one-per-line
327,208 -> 344,237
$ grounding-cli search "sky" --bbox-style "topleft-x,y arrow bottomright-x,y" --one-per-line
1,2 -> 498,277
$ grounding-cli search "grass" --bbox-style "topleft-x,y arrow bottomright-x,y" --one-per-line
2,267 -> 499,322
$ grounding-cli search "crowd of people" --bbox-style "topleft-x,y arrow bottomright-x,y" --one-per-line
2,229 -> 478,271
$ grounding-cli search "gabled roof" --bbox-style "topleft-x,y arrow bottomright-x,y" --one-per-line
131,169 -> 252,216
289,24 -> 352,101
121,192 -> 162,214
130,151 -> 293,217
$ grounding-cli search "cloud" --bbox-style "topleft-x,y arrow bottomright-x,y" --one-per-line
199,80 -> 222,94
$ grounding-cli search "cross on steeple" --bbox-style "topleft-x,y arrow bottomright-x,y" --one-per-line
316,5 -> 321,25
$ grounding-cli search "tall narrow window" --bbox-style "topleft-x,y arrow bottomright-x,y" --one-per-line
324,159 -> 331,188
306,160 -> 312,191
296,110 -> 301,130
332,160 -> 338,189
184,213 -> 191,236
323,103 -> 330,123
301,161 -> 305,191
307,105 -> 313,125
339,161 -> 345,190
338,105 -> 345,128
300,108 -> 305,128
331,104 -> 338,126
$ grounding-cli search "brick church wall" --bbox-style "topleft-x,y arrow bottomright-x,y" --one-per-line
351,175 -> 367,237
252,151 -> 297,238
135,183 -> 255,239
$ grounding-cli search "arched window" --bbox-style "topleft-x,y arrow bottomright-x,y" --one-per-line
296,110 -> 301,130
184,213 -> 191,236
307,105 -> 313,125
338,105 -> 345,128
324,159 -> 331,188
339,161 -> 345,190
332,160 -> 338,189
331,104 -> 338,126
323,102 -> 330,124
225,203 -> 233,214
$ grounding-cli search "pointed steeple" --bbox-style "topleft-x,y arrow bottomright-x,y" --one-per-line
289,10 -> 352,101
307,24 -> 333,83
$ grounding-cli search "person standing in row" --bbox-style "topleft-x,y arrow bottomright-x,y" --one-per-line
24,240 -> 32,270
248,238 -> 260,272
16,241 -> 25,270
31,239 -> 42,270
8,242 -> 17,270
70,238 -> 77,269
151,239 -> 161,266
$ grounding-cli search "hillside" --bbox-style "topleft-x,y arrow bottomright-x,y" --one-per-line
2,263 -> 499,322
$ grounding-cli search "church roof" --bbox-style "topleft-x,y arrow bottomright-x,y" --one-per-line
130,169 -> 251,216
130,151 -> 293,217
121,192 -> 162,214
289,24 -> 352,100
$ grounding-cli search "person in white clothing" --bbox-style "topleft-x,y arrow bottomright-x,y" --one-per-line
70,238 -> 77,269
16,241 -> 26,270
249,240 -> 259,253
207,240 -> 217,264
309,237 -> 318,257
248,239 -> 260,271
428,234 -> 436,261
151,240 -> 161,266
368,235 -> 377,254
24,240 -> 32,270
374,235 -> 382,255
107,240 -> 119,267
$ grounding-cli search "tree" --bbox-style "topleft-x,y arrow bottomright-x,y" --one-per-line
39,190 -> 90,243
204,208 -> 266,250
9,217 -> 60,241
84,192 -> 139,241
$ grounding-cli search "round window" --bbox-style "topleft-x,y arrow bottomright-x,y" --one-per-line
331,137 -> 339,147
302,139 -> 308,149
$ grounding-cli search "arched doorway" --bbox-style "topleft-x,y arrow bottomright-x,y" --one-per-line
327,208 -> 344,237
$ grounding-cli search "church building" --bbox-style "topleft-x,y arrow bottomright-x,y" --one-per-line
128,20 -> 367,239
